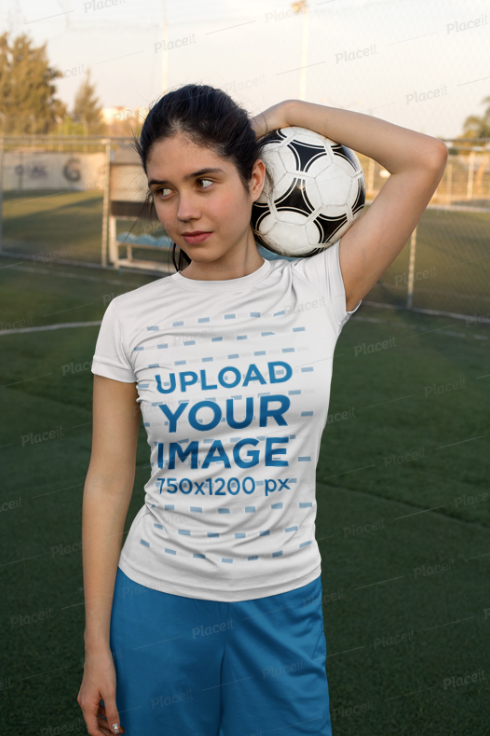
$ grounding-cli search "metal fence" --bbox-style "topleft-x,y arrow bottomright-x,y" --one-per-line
357,144 -> 490,325
0,135 -> 489,323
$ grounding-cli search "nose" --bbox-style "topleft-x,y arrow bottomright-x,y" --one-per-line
177,191 -> 201,223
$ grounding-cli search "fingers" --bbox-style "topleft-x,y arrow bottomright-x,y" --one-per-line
83,708 -> 109,736
77,691 -> 102,736
90,711 -> 126,736
79,699 -> 125,736
95,714 -> 125,736
102,697 -> 124,734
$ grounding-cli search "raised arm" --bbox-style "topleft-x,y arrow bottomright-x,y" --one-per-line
252,99 -> 448,311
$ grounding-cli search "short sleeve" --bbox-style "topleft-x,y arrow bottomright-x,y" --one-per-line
291,238 -> 362,334
91,299 -> 137,383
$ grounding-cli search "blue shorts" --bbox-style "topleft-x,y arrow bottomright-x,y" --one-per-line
105,566 -> 332,735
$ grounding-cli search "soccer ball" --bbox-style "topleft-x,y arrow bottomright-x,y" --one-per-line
251,126 -> 366,257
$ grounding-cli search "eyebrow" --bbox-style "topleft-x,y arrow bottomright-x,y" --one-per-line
148,167 -> 225,188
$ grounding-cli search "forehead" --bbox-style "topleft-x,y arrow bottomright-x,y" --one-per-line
146,132 -> 230,177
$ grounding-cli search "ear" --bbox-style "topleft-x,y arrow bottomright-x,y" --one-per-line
250,158 -> 266,202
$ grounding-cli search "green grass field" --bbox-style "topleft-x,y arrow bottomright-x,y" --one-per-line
0,191 -> 489,735
2,189 -> 490,318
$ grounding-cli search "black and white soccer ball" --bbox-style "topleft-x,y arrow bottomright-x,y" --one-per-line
251,126 -> 366,257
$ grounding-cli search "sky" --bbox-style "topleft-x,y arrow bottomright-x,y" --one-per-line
2,0 -> 490,139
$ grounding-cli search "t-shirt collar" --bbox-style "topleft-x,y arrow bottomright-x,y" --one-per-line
168,257 -> 272,291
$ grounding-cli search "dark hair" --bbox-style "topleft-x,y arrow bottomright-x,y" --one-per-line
131,83 -> 274,272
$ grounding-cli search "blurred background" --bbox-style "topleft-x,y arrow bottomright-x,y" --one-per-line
1,1 -> 489,734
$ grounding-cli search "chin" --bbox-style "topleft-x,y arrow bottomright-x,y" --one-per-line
188,246 -> 227,261
185,247 -> 216,258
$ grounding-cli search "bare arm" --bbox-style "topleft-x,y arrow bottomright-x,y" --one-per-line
78,375 -> 140,735
251,100 -> 448,311
82,374 -> 141,650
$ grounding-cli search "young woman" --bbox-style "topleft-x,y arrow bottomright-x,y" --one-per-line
77,83 -> 447,736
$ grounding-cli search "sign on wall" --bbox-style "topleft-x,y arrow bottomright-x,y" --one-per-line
3,151 -> 106,191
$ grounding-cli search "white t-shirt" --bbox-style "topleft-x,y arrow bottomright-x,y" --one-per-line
91,238 -> 361,601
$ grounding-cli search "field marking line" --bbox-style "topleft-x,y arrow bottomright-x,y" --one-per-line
0,321 -> 101,336
0,261 -> 26,270
466,551 -> 490,561
322,463 -> 376,480
394,505 -> 446,520
436,434 -> 486,450
360,300 -> 490,325
2,315 -> 489,340
3,264 -> 134,286
353,575 -> 405,591
420,616 -> 475,632
362,393 -> 417,409
326,646 -> 365,658
352,315 -> 489,340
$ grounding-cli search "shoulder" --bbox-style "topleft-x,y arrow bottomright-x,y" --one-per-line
110,273 -> 177,317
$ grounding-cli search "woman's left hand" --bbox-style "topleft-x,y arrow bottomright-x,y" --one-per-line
250,100 -> 295,140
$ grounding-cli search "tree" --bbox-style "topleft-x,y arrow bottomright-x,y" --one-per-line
71,67 -> 107,136
0,30 -> 67,134
454,96 -> 490,194
461,95 -> 490,140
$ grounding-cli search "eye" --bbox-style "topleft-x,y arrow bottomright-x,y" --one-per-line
197,178 -> 214,189
153,187 -> 171,198
152,178 -> 214,199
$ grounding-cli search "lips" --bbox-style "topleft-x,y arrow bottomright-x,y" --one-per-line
181,232 -> 213,244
